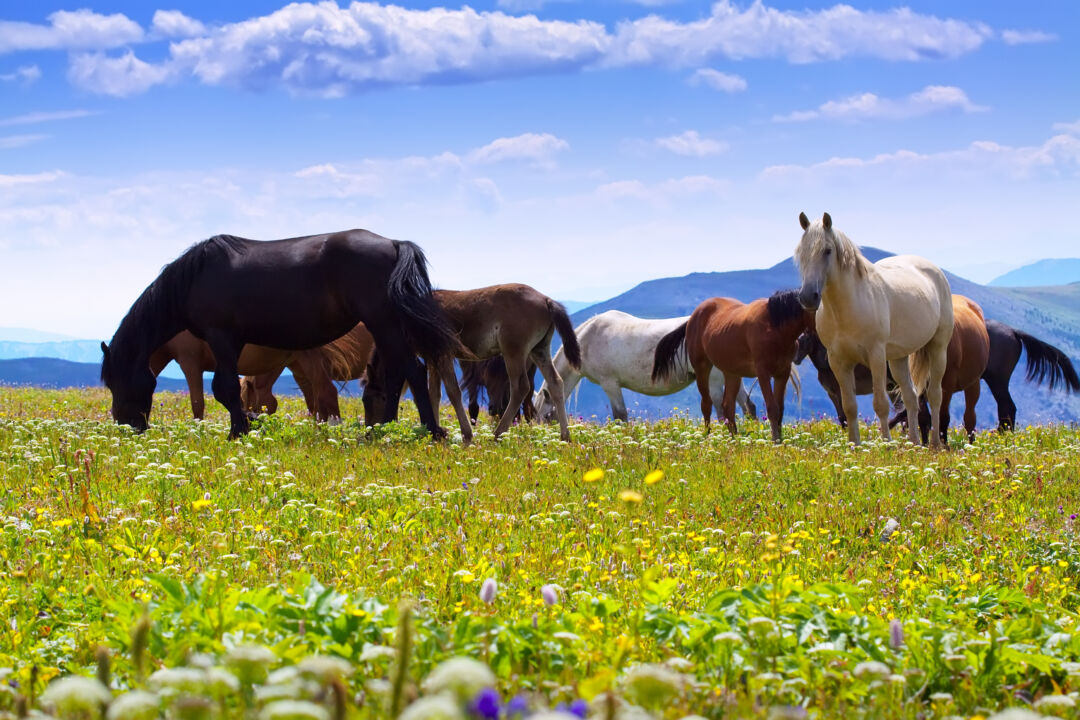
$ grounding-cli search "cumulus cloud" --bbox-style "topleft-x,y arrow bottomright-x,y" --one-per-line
654,130 -> 727,157
0,64 -> 41,84
58,1 -> 1000,97
467,133 -> 569,166
68,51 -> 174,97
774,85 -> 987,122
0,10 -> 143,54
1001,29 -> 1056,45
151,10 -> 207,38
688,67 -> 746,92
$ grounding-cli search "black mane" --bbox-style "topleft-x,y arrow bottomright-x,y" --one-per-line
102,235 -> 246,382
766,289 -> 805,327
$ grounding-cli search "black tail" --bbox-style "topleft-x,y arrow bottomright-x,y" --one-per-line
389,240 -> 462,361
652,323 -> 687,383
547,300 -> 582,369
1016,330 -> 1080,393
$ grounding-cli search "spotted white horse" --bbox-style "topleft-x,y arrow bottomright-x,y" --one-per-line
794,212 -> 953,448
533,310 -> 760,423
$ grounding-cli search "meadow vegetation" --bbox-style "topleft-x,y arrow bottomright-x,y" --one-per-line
2,387 -> 1080,719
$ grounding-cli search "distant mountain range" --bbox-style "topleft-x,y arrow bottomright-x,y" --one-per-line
0,327 -> 80,343
3,261 -> 1079,429
989,259 -> 1080,288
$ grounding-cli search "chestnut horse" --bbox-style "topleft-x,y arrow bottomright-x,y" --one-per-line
653,290 -> 813,442
237,323 -> 375,421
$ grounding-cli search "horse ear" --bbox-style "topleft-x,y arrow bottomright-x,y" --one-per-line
799,212 -> 810,230
822,212 -> 832,230
100,341 -> 109,357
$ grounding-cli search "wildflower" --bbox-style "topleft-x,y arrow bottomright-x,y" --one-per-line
987,711 -> 1043,720
398,695 -> 465,720
889,619 -> 904,649
644,470 -> 663,485
504,695 -> 530,717
479,577 -> 498,604
621,663 -> 684,709
422,657 -> 496,702
225,645 -> 277,684
541,584 -> 560,606
206,668 -> 241,695
619,490 -> 643,504
1035,695 -> 1076,712
359,645 -> 397,662
297,656 -> 353,683
261,700 -> 330,720
852,661 -> 890,680
523,713 -> 579,720
148,667 -> 206,694
879,518 -> 899,542
567,699 -> 588,719
41,676 -> 112,717
174,697 -> 213,720
191,499 -> 211,511
583,468 -> 604,483
106,691 -> 159,720
747,617 -> 777,638
469,688 -> 501,720
715,631 -> 743,647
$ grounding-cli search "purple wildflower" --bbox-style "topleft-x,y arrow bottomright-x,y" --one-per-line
889,619 -> 904,649
568,699 -> 588,718
504,695 -> 528,717
541,584 -> 559,606
480,577 -> 498,604
469,688 -> 501,720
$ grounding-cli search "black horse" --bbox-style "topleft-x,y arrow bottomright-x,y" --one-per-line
795,321 -> 1079,432
101,229 -> 460,439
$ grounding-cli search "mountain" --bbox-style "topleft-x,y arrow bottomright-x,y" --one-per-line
0,327 -> 80,343
990,259 -> 1080,287
0,339 -> 106,364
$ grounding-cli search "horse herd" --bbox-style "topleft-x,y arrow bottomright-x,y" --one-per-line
100,216 -> 1080,447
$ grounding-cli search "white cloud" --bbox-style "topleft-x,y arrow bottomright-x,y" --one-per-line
608,1 -> 992,66
774,85 -> 987,122
68,51 -> 174,97
0,134 -> 48,149
595,174 -> 728,205
0,170 -> 65,187
1053,119 -> 1080,135
0,64 -> 41,84
655,130 -> 727,157
151,10 -> 207,39
294,163 -> 383,197
688,68 -> 746,92
0,10 -> 143,54
0,109 -> 98,127
467,133 -> 569,166
1001,29 -> 1056,46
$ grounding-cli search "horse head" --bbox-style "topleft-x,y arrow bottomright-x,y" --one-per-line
100,340 -> 155,432
794,211 -> 836,311
533,387 -> 557,423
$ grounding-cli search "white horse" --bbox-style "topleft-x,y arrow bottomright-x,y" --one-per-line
794,212 -> 953,448
533,310 -> 758,422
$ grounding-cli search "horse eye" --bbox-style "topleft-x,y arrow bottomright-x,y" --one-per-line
823,248 -> 832,257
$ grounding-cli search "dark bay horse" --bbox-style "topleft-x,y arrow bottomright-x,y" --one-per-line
460,357 -> 536,425
101,230 -> 459,438
653,290 -> 813,443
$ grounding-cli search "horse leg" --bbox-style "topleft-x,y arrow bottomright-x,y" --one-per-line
694,370 -> 713,434
931,392 -> 950,447
439,357 -> 473,443
602,383 -> 628,422
772,369 -> 791,444
925,344 -> 949,451
531,348 -> 571,442
864,347 -> 893,442
203,333 -> 247,439
985,373 -> 1015,432
756,368 -> 781,443
720,373 -> 740,437
494,355 -> 531,440
182,363 -> 206,420
427,359 -> 443,428
963,382 -> 980,443
736,383 -> 757,420
885,358 -> 919,445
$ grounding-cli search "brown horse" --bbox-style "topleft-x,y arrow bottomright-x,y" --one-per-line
797,294 -> 991,444
366,284 -> 580,441
238,324 -> 375,421
460,357 -> 537,425
653,290 -> 814,442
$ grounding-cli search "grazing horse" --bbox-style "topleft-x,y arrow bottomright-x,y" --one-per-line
238,323 -> 376,421
983,319 -> 1079,430
100,230 -> 459,439
532,310 -> 758,423
460,357 -> 536,425
798,295 -> 990,444
652,290 -> 813,442
371,284 -> 578,442
794,212 -> 953,448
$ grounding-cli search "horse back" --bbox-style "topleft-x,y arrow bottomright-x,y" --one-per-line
949,295 -> 990,387
874,254 -> 953,349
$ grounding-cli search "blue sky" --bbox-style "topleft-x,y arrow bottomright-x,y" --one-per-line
1,0 -> 1078,338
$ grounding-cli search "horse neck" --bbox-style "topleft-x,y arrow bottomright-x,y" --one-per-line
821,264 -> 869,320
111,300 -> 186,379
553,347 -> 582,392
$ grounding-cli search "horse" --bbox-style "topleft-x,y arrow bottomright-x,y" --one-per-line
460,357 -> 536,425
532,310 -> 758,423
365,284 -> 581,442
237,323 -> 376,421
982,319 -> 1079,430
798,294 -> 990,444
100,230 -> 460,439
794,212 -> 954,448
652,290 -> 813,442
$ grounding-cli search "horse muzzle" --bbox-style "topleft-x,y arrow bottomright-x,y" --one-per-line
798,288 -> 821,311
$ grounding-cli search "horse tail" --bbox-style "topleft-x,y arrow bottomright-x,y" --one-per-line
547,299 -> 582,369
909,346 -> 932,396
389,240 -> 463,362
320,325 -> 372,381
789,363 -> 802,402
652,323 -> 687,383
1015,330 -> 1080,392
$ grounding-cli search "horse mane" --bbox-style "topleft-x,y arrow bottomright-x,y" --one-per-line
320,324 -> 373,380
795,222 -> 869,278
766,289 -> 805,327
102,235 -> 247,383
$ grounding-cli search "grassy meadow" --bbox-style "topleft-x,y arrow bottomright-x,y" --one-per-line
2,387 -> 1080,719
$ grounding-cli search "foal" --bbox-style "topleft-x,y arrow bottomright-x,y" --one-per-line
653,290 -> 813,442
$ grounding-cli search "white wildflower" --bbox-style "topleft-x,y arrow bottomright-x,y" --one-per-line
105,691 -> 159,720
421,657 -> 496,701
398,694 -> 464,720
260,700 -> 329,720
41,676 -> 112,717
